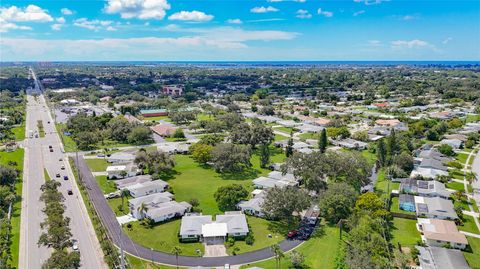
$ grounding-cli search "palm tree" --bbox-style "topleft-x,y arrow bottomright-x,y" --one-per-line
270,244 -> 284,269
137,202 -> 148,219
120,189 -> 130,212
171,246 -> 182,269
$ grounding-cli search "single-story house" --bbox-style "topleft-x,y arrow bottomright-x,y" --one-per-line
277,120 -> 302,128
417,218 -> 468,249
126,180 -> 169,198
179,212 -> 249,242
115,175 -> 152,189
440,139 -> 463,149
106,164 -> 140,179
129,192 -> 174,219
107,151 -> 136,163
144,201 -> 192,223
151,124 -> 177,137
414,196 -> 457,220
237,194 -> 265,217
400,179 -> 452,199
253,176 -> 296,189
399,194 -> 416,212
416,246 -> 470,269
332,138 -> 368,150
267,171 -> 297,184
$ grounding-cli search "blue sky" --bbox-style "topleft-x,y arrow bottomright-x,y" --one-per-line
0,0 -> 479,61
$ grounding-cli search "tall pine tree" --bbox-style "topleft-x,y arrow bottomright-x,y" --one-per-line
319,128 -> 327,153
377,139 -> 387,167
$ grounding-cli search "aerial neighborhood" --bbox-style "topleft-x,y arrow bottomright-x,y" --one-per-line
1,62 -> 480,269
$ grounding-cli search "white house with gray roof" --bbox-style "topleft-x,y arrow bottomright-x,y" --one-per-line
127,180 -> 169,198
128,192 -> 174,219
414,196 -> 457,220
179,212 -> 249,242
416,246 -> 470,269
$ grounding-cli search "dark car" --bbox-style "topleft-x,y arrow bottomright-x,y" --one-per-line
63,176 -> 68,180
55,173 -> 60,178
67,189 -> 73,195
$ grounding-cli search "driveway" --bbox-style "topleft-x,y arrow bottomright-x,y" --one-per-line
74,155 -> 303,267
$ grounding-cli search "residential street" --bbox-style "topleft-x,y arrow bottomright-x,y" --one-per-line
18,70 -> 106,269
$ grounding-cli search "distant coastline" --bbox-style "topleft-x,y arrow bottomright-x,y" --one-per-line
1,60 -> 479,68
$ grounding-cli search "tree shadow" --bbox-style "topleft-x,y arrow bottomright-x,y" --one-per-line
267,220 -> 298,235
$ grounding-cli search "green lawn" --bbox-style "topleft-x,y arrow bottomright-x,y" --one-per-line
464,237 -> 480,269
374,168 -> 399,200
299,132 -> 317,141
107,196 -> 130,216
456,153 -> 469,165
56,123 -> 78,152
466,114 -> 480,123
85,158 -> 110,172
96,175 -> 117,194
450,169 -> 465,180
458,215 -> 479,234
169,147 -> 285,215
390,217 -> 421,248
226,216 -> 284,255
361,149 -> 377,165
142,115 -> 171,122
11,124 -> 25,141
273,126 -> 294,134
274,133 -> 288,142
0,149 -> 25,268
124,219 -> 204,257
240,223 -> 340,269
447,181 -> 466,192
126,254 -> 177,269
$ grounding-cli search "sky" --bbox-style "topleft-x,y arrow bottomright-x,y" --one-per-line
0,0 -> 479,61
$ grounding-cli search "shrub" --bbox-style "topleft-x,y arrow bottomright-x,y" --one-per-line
245,234 -> 255,245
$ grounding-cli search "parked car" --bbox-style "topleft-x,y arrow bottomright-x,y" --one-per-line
67,189 -> 73,195
55,173 -> 60,178
63,176 -> 68,180
49,148 -> 53,152
61,165 -> 65,170
287,230 -> 297,239
59,158 -> 63,161
72,239 -> 79,251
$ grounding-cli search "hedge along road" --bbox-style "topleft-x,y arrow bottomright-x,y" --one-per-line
73,155 -> 303,267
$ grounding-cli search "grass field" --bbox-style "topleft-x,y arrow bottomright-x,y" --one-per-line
169,147 -> 285,215
446,181 -> 466,192
240,223 -> 340,269
85,158 -> 110,172
272,126 -> 295,134
56,123 -> 78,152
124,219 -> 204,256
0,149 -> 25,268
108,196 -> 130,216
298,132 -> 317,141
456,153 -> 469,165
458,215 -> 479,234
361,149 -> 377,165
142,115 -> 171,122
274,133 -> 288,142
126,254 -> 177,269
11,124 -> 25,141
391,217 -> 421,247
464,237 -> 480,269
226,216 -> 284,255
96,175 -> 117,194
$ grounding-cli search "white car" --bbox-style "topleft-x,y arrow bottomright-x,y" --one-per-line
72,239 -> 79,251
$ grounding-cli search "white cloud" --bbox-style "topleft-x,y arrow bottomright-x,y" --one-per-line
250,6 -> 279,13
353,10 -> 365,16
104,0 -> 171,20
317,8 -> 333,17
227,18 -> 242,24
0,27 -> 299,60
168,11 -> 214,22
268,0 -> 306,2
353,0 -> 388,5
442,37 -> 453,44
0,5 -> 53,22
368,40 -> 382,46
56,17 -> 66,24
61,8 -> 73,15
391,39 -> 436,50
247,18 -> 285,23
74,18 -> 114,31
0,19 -> 32,32
51,24 -> 62,31
106,26 -> 117,31
296,10 -> 312,19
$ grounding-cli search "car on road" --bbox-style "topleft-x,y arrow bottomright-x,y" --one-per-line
50,148 -> 53,152
104,192 -> 120,199
61,165 -> 65,170
59,158 -> 63,161
63,176 -> 68,180
67,189 -> 73,195
48,145 -> 52,149
72,239 -> 79,251
55,173 -> 60,178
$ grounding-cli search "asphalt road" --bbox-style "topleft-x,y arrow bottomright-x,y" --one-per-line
19,69 -> 106,269
74,155 -> 303,267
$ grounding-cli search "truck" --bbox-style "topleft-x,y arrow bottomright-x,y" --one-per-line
28,130 -> 34,138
